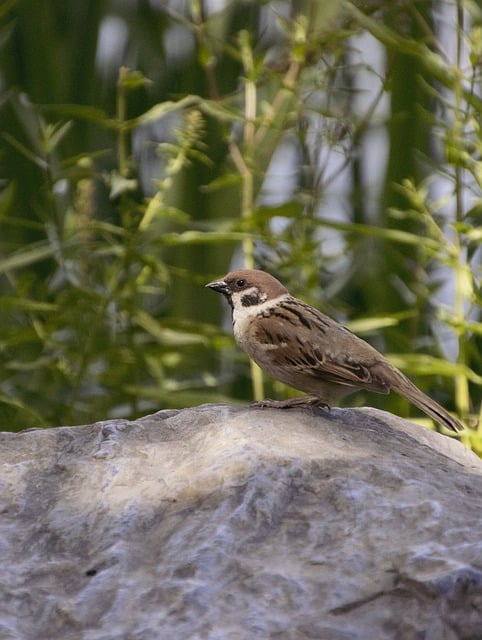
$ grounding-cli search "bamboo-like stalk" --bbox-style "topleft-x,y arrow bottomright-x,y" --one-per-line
239,30 -> 263,401
453,2 -> 470,433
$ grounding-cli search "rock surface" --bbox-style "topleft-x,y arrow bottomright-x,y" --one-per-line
1,404 -> 482,640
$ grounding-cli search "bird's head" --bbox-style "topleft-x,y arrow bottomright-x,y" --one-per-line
206,269 -> 288,310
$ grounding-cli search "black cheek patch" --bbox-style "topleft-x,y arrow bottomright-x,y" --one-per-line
241,292 -> 262,306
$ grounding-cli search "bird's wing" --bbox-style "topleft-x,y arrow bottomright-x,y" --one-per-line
251,302 -> 390,394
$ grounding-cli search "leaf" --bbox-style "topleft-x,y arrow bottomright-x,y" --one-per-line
201,173 -> 243,193
42,120 -> 73,153
464,227 -> 482,242
87,221 -> 129,238
2,132 -> 48,170
118,68 -> 152,91
107,172 -> 138,199
0,181 -> 16,219
158,230 -> 250,245
0,297 -> 58,312
134,310 -> 209,346
250,202 -> 304,222
134,95 -> 202,127
346,311 -> 416,335
0,242 -> 54,274
318,218 -> 445,252
41,104 -> 117,128
0,392 -> 47,428
6,355 -> 59,371
386,353 -> 482,385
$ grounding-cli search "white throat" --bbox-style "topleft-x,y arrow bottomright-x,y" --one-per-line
231,291 -> 290,344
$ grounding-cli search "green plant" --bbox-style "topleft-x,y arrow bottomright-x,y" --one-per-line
0,0 -> 480,449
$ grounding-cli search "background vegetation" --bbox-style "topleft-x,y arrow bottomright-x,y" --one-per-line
0,0 -> 480,449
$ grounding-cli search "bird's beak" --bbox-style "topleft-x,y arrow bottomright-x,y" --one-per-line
206,278 -> 229,296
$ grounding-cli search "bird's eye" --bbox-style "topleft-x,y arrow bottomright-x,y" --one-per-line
235,279 -> 246,289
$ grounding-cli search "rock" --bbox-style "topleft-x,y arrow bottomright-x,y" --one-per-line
1,404 -> 481,640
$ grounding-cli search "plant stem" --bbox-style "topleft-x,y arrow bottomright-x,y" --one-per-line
117,67 -> 129,178
453,2 -> 469,425
239,30 -> 263,400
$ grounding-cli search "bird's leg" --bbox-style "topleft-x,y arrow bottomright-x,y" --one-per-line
251,395 -> 331,410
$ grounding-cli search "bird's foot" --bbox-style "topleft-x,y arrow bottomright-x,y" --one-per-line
250,395 -> 331,410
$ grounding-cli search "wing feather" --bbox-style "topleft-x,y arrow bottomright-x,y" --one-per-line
251,299 -> 390,394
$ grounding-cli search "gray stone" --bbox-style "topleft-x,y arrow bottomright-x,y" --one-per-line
1,404 -> 481,640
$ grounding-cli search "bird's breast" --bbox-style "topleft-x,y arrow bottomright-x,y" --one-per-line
232,295 -> 289,354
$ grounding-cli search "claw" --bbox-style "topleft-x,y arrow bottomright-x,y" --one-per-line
250,395 -> 331,410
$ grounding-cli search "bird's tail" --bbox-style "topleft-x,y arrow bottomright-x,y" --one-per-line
389,369 -> 464,432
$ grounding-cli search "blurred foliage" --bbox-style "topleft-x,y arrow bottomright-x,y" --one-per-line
0,0 -> 480,450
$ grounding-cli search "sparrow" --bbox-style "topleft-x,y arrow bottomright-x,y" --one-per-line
206,269 -> 463,432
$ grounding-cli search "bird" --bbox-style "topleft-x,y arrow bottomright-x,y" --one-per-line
206,268 -> 463,432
